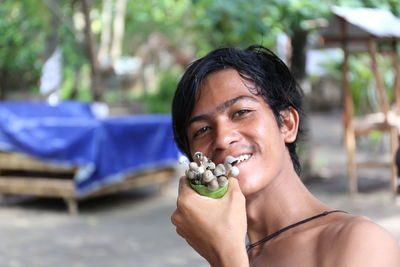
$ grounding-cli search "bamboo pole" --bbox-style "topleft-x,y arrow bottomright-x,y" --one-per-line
392,39 -> 400,115
339,17 -> 357,194
367,38 -> 389,121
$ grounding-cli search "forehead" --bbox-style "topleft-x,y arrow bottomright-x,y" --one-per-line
202,68 -> 253,95
192,69 -> 260,113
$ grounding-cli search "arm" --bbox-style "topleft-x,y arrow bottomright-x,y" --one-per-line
333,217 -> 400,267
171,177 -> 249,267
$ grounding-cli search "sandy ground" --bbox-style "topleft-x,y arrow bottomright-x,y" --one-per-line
0,109 -> 399,267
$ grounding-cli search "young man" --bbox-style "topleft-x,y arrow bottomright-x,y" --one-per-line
171,45 -> 400,267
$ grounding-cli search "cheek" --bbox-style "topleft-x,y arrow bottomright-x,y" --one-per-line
189,140 -> 212,159
245,119 -> 282,147
255,118 -> 285,143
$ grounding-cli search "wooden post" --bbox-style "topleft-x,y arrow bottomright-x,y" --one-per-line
391,38 -> 400,194
340,17 -> 357,194
367,38 -> 390,121
392,39 -> 400,115
389,127 -> 399,194
64,198 -> 79,215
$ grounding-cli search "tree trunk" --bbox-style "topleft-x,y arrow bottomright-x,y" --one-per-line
290,29 -> 308,82
82,0 -> 103,101
0,68 -> 8,100
69,68 -> 81,99
290,28 -> 313,181
98,0 -> 113,68
110,0 -> 127,65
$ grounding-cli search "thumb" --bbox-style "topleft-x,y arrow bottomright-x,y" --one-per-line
227,177 -> 243,194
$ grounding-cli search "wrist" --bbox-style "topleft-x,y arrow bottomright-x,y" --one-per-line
210,243 -> 249,267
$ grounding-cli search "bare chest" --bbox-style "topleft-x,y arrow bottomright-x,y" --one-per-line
250,245 -> 317,267
249,230 -> 331,267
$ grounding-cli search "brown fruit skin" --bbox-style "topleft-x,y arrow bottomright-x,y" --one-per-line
217,176 -> 228,187
203,170 -> 215,183
207,179 -> 219,191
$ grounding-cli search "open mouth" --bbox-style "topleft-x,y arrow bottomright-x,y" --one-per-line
234,153 -> 252,165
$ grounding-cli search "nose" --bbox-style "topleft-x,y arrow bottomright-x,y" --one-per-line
213,121 -> 240,152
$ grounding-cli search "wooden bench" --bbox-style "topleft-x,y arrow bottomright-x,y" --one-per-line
0,151 -> 176,214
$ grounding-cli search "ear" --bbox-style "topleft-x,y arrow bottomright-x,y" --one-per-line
279,107 -> 299,143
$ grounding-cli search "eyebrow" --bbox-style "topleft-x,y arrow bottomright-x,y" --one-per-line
187,95 -> 259,126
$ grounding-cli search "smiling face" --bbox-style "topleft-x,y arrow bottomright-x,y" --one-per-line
187,69 -> 299,197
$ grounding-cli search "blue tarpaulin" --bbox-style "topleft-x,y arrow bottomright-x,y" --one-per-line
0,101 -> 180,196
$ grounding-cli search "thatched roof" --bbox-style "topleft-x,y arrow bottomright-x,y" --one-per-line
318,6 -> 400,50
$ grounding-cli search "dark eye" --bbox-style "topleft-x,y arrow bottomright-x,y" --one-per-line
233,109 -> 251,118
193,126 -> 210,138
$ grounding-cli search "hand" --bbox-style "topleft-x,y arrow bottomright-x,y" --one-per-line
171,176 -> 248,267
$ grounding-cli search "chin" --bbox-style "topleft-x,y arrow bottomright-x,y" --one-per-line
235,170 -> 269,198
238,184 -> 258,197
235,176 -> 256,196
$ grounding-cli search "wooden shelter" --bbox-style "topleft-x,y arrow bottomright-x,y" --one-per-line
318,6 -> 400,194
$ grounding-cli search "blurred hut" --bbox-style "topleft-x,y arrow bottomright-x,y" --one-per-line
317,6 -> 400,194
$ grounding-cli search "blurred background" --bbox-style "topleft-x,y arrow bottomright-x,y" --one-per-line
0,0 -> 400,266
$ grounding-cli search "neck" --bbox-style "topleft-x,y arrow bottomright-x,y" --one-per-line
245,168 -> 330,245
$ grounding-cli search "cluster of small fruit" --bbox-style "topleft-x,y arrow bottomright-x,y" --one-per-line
185,152 -> 239,191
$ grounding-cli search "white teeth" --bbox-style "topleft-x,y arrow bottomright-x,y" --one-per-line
236,154 -> 251,163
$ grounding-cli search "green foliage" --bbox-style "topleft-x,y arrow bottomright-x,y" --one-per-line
57,2 -> 92,102
322,51 -> 397,116
267,0 -> 331,34
124,0 -> 190,51
0,1 -> 49,92
140,66 -> 183,113
348,55 -> 374,115
337,0 -> 400,15
190,0 -> 273,51
60,64 -> 93,102
1,0 -> 399,103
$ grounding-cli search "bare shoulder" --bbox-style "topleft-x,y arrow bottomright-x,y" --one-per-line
320,214 -> 400,267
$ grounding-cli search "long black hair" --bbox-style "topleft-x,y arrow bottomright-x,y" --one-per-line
172,45 -> 304,175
